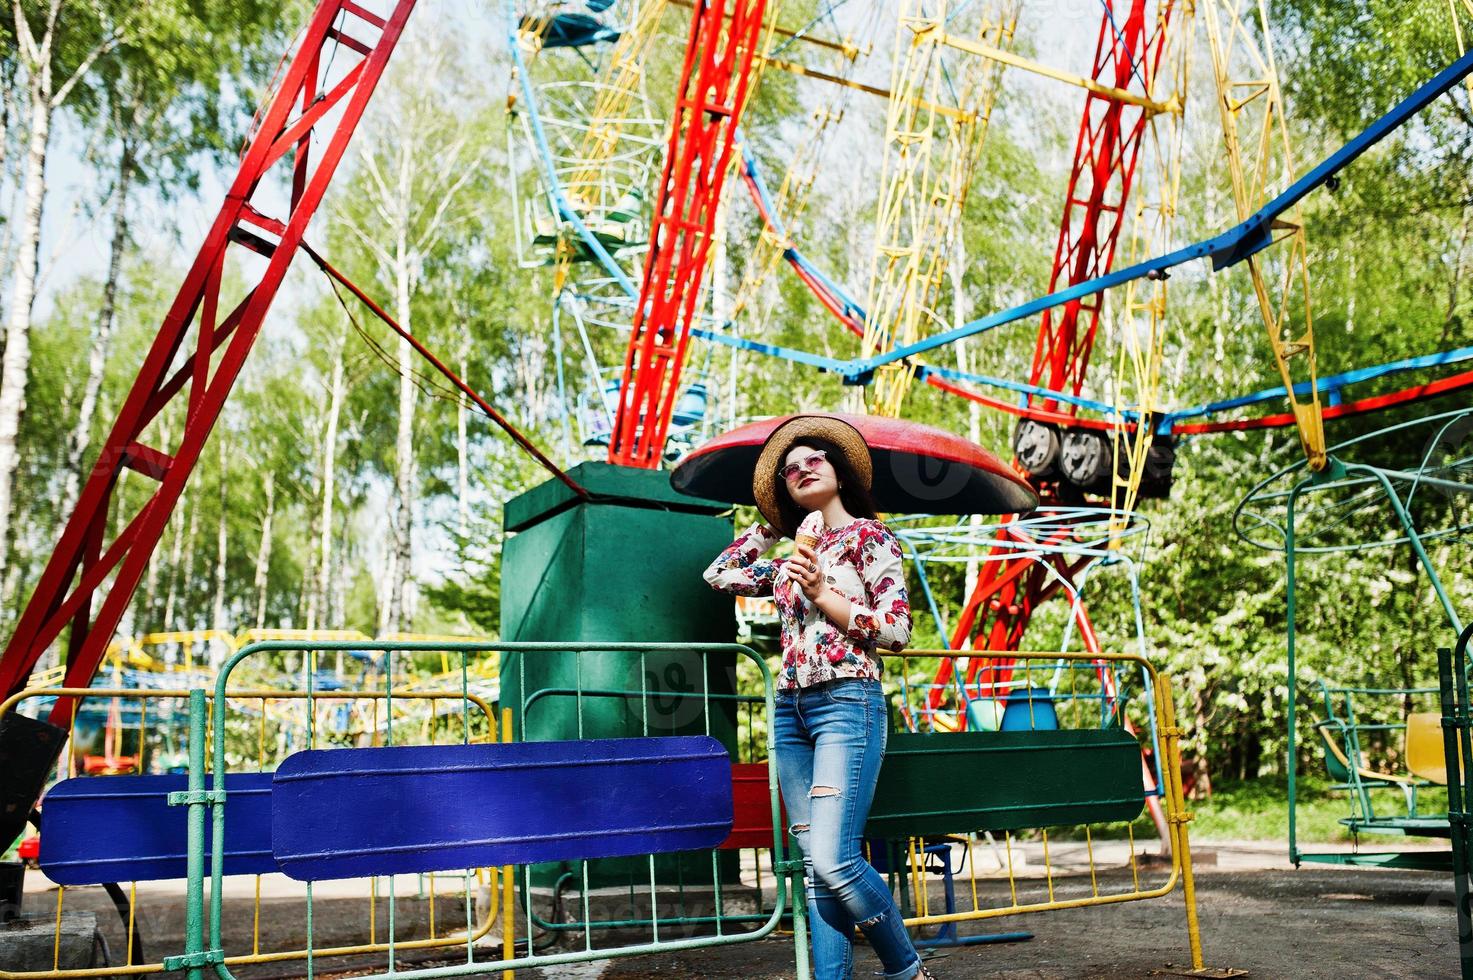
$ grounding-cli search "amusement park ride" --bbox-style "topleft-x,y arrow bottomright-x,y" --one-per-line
1,0 -> 1473,884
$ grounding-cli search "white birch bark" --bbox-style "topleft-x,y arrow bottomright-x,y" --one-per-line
0,67 -> 54,583
386,238 -> 415,632
313,333 -> 347,628
298,492 -> 319,629
331,510 -> 350,630
57,137 -> 132,519
0,0 -> 132,580
211,448 -> 228,640
142,416 -> 173,622
378,537 -> 398,636
340,39 -> 490,633
0,60 -> 16,301
456,342 -> 470,543
252,469 -> 275,629
163,486 -> 197,631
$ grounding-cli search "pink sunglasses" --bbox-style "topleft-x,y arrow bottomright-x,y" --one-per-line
780,450 -> 829,483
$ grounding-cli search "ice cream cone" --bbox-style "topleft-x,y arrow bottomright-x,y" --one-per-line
794,511 -> 823,558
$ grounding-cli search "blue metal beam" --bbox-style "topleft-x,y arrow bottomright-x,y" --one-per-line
507,25 -> 639,299
839,45 -> 1473,382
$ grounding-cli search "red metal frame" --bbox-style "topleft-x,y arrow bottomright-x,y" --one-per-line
0,0 -> 420,722
1027,0 -> 1175,413
607,0 -> 768,467
925,525 -> 1098,719
931,2 -> 1177,721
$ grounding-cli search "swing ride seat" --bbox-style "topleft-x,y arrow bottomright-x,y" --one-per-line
998,688 -> 1061,732
1313,716 -> 1450,838
271,736 -> 735,880
39,772 -> 277,886
530,213 -> 645,256
520,12 -> 620,48
1405,711 -> 1462,786
864,728 -> 1144,839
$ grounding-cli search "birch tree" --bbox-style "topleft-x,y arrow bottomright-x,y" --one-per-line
335,35 -> 491,632
0,0 -> 139,581
305,326 -> 347,632
56,0 -> 279,520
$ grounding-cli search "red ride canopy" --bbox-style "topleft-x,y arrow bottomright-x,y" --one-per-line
670,413 -> 1038,517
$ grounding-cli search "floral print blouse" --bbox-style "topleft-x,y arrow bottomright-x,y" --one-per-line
703,519 -> 913,690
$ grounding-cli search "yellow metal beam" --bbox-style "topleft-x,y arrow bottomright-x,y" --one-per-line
939,32 -> 1179,115
757,55 -> 976,122
1203,0 -> 1326,471
1450,0 -> 1473,98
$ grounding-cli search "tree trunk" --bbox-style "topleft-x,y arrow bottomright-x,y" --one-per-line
253,469 -> 275,629
143,416 -> 174,624
299,486 -> 320,629
297,498 -> 318,627
181,483 -> 203,631
1192,685 -> 1214,800
456,343 -> 470,544
953,237 -> 983,609
308,335 -> 346,631
387,247 -> 415,633
211,446 -> 229,643
0,73 -> 55,582
0,59 -> 17,305
379,535 -> 398,636
708,194 -> 730,439
331,508 -> 350,631
58,137 -> 133,519
164,487 -> 198,631
1443,204 -> 1472,345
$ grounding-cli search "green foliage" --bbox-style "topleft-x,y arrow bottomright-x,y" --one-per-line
2,3 -> 1470,829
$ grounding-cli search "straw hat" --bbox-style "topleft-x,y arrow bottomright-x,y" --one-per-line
752,414 -> 873,536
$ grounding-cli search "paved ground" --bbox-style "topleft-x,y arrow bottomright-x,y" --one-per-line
583,864 -> 1461,979
16,842 -> 1467,979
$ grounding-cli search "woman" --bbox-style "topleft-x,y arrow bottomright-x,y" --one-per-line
702,415 -> 935,980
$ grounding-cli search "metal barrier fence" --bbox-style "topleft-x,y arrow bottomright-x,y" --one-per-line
0,680 -> 504,979
873,649 -> 1214,973
10,639 -> 1220,978
1437,623 -> 1473,980
188,640 -> 804,980
516,683 -> 788,936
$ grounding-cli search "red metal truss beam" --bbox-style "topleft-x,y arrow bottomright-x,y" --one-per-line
927,3 -> 1177,710
0,0 -> 420,721
926,533 -> 1093,719
1027,0 -> 1176,413
607,0 -> 768,467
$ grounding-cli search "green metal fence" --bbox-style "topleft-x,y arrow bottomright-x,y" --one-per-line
184,640 -> 808,980
1438,624 -> 1473,980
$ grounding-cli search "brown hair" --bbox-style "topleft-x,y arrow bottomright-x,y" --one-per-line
770,436 -> 878,537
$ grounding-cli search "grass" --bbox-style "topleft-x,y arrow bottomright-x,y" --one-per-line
1189,774 -> 1450,844
1047,774 -> 1453,846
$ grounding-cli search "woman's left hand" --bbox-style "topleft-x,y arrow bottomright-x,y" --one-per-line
787,543 -> 826,601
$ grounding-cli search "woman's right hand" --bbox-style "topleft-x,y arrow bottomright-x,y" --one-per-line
784,543 -> 826,601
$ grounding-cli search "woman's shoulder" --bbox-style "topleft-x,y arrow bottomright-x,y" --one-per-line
837,517 -> 899,548
854,516 -> 895,535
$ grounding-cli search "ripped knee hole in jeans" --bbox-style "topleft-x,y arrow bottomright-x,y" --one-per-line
788,785 -> 841,835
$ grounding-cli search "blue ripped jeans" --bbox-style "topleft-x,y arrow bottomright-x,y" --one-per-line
773,678 -> 922,980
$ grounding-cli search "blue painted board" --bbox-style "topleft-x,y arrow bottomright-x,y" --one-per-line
271,736 -> 734,881
40,772 -> 275,885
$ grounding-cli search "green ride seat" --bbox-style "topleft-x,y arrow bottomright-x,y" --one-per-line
865,728 -> 1144,839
